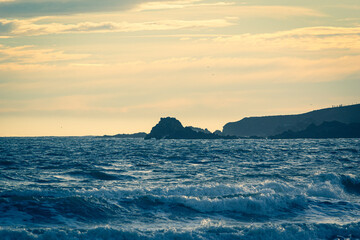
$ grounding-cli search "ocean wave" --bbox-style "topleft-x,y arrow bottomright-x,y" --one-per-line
143,193 -> 307,217
0,182 -> 308,227
0,160 -> 15,166
67,170 -> 135,181
309,173 -> 360,197
2,176 -> 358,223
1,222 -> 359,240
335,148 -> 359,154
1,138 -> 360,239
341,175 -> 360,195
0,192 -> 124,226
89,182 -> 308,218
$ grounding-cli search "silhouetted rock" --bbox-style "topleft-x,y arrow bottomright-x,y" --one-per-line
223,104 -> 360,137
188,126 -> 212,134
213,130 -> 222,136
103,132 -> 147,138
270,121 -> 360,139
145,117 -> 236,140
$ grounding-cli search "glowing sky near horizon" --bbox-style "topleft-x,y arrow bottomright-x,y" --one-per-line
0,0 -> 360,136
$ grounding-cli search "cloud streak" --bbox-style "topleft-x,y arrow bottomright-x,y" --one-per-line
0,0 -> 325,19
0,0 -> 150,18
135,0 -> 233,11
215,26 -> 360,51
0,18 -> 234,36
0,44 -> 89,63
0,0 -> 228,18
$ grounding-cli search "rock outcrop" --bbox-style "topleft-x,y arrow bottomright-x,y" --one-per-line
103,132 -> 147,138
145,117 -> 236,140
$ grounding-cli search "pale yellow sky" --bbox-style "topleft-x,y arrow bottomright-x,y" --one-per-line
0,0 -> 359,136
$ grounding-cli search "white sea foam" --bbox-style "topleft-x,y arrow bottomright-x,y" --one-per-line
1,222 -> 360,240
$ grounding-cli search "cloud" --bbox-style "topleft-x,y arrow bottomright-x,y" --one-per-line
0,20 -> 13,34
205,5 -> 325,18
135,0 -> 233,11
0,44 -> 89,63
2,55 -> 360,89
0,3 -> 325,37
0,0 -> 325,19
0,18 -> 234,36
0,0 -> 191,18
214,26 -> 360,51
138,4 -> 325,20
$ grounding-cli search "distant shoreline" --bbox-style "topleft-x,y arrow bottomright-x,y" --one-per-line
1,103 -> 359,139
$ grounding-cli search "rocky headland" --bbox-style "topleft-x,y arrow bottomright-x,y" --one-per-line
222,104 -> 360,138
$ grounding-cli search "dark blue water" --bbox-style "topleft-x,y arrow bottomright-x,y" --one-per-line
0,137 -> 359,239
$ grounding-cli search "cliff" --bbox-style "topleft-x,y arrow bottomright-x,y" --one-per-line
270,121 -> 360,139
222,104 -> 360,137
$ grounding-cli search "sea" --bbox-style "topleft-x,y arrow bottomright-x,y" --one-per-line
0,137 -> 359,240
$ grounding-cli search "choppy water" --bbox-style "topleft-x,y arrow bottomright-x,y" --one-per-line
0,137 -> 359,239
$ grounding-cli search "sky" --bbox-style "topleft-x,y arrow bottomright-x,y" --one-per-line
0,0 -> 360,136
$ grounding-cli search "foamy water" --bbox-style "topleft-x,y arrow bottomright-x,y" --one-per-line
0,137 -> 359,239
